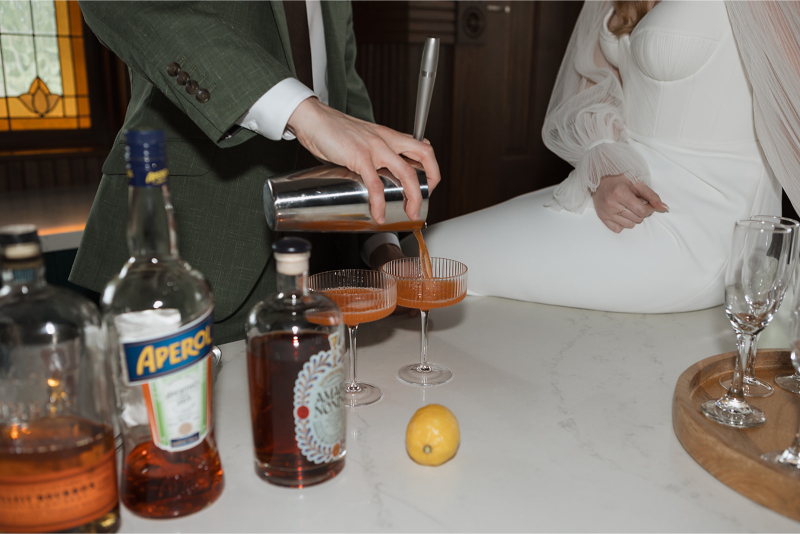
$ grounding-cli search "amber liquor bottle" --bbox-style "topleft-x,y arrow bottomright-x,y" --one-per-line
102,130 -> 224,518
0,225 -> 120,533
246,238 -> 347,487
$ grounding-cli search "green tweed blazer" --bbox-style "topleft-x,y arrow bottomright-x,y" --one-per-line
71,1 -> 374,323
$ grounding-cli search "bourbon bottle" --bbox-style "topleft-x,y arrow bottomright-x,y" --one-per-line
0,225 -> 120,533
246,238 -> 347,487
102,130 -> 224,518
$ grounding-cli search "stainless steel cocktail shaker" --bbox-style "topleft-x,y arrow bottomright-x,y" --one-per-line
264,36 -> 440,233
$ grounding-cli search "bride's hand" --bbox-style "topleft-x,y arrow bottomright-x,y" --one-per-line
592,174 -> 669,233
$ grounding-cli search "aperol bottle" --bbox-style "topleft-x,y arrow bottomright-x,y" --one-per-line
246,238 -> 347,487
102,130 -> 224,518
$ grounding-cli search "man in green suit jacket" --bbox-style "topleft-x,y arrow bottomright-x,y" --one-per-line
71,1 -> 440,344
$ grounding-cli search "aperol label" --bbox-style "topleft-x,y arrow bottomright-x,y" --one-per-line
117,308 -> 214,452
293,331 -> 346,464
121,308 -> 213,384
0,448 -> 118,532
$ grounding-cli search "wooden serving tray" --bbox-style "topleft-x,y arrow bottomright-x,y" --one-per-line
673,349 -> 800,522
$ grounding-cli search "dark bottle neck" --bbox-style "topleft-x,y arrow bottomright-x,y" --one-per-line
127,184 -> 180,260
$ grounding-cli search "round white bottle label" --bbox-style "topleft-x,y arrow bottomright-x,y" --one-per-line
293,331 -> 346,464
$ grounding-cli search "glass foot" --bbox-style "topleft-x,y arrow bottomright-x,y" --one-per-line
719,375 -> 774,397
775,373 -> 800,394
761,449 -> 800,470
701,398 -> 766,428
397,363 -> 452,386
345,382 -> 382,407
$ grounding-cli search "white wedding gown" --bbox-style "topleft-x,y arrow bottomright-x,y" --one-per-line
406,1 -> 786,313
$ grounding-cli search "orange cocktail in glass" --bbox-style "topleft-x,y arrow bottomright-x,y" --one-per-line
382,257 -> 467,386
309,270 -> 396,406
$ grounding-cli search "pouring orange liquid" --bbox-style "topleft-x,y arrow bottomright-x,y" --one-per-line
414,229 -> 433,280
398,229 -> 464,309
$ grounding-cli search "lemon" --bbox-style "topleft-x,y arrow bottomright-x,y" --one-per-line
405,404 -> 460,466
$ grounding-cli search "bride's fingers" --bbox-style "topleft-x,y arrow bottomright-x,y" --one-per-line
602,219 -> 625,233
611,212 -> 636,230
617,206 -> 644,224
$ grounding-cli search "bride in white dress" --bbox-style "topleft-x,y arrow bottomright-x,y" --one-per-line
407,0 -> 800,313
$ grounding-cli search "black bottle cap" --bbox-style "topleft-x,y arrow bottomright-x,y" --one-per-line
0,224 -> 39,246
272,237 -> 312,255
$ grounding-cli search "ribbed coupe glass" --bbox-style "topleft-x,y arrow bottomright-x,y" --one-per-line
382,258 -> 467,386
308,270 -> 396,407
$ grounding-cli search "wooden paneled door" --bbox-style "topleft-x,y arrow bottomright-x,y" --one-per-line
449,1 -> 581,217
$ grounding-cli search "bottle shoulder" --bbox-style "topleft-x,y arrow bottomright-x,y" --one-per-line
0,284 -> 102,331
102,257 -> 213,321
246,291 -> 343,336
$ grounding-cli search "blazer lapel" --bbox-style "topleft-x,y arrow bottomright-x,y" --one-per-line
320,1 -> 346,113
270,1 -> 296,77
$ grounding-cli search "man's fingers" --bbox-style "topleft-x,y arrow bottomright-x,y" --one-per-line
381,151 -> 423,220
358,163 -> 387,224
385,134 -> 441,192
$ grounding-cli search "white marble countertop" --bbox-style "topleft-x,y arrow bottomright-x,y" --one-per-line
118,294 -> 800,532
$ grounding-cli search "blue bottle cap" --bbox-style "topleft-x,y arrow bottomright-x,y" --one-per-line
124,129 -> 165,161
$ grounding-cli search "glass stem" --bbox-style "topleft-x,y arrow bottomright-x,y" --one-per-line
726,332 -> 753,403
418,310 -> 431,372
743,332 -> 760,382
346,325 -> 360,393
783,430 -> 800,461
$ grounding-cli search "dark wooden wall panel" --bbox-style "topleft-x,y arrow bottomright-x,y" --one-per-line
0,151 -> 106,193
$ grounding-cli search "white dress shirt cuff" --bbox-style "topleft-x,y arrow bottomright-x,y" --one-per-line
360,233 -> 402,267
236,78 -> 317,141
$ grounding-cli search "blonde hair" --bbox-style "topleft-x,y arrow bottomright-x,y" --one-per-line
609,1 -> 657,37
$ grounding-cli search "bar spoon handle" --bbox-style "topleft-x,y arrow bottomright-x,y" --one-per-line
413,36 -> 440,142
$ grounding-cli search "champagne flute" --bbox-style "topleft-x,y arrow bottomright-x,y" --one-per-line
308,270 -> 396,407
702,220 -> 793,428
720,216 -> 800,396
761,308 -> 800,467
382,258 -> 467,386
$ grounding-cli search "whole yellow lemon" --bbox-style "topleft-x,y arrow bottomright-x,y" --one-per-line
405,404 -> 460,466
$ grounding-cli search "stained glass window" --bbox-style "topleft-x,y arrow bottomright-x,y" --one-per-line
0,0 -> 90,132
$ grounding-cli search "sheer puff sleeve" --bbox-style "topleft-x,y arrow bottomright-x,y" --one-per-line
726,1 -> 800,215
542,1 -> 651,213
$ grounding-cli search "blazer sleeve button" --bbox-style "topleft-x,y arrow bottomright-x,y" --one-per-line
196,89 -> 210,103
185,80 -> 199,94
167,62 -> 181,76
176,71 -> 190,86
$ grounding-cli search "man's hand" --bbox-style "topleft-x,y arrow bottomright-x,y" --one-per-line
592,174 -> 669,233
287,98 -> 440,225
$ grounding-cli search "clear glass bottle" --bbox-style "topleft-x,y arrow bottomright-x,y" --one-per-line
0,225 -> 120,533
102,130 -> 224,518
246,238 -> 347,487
